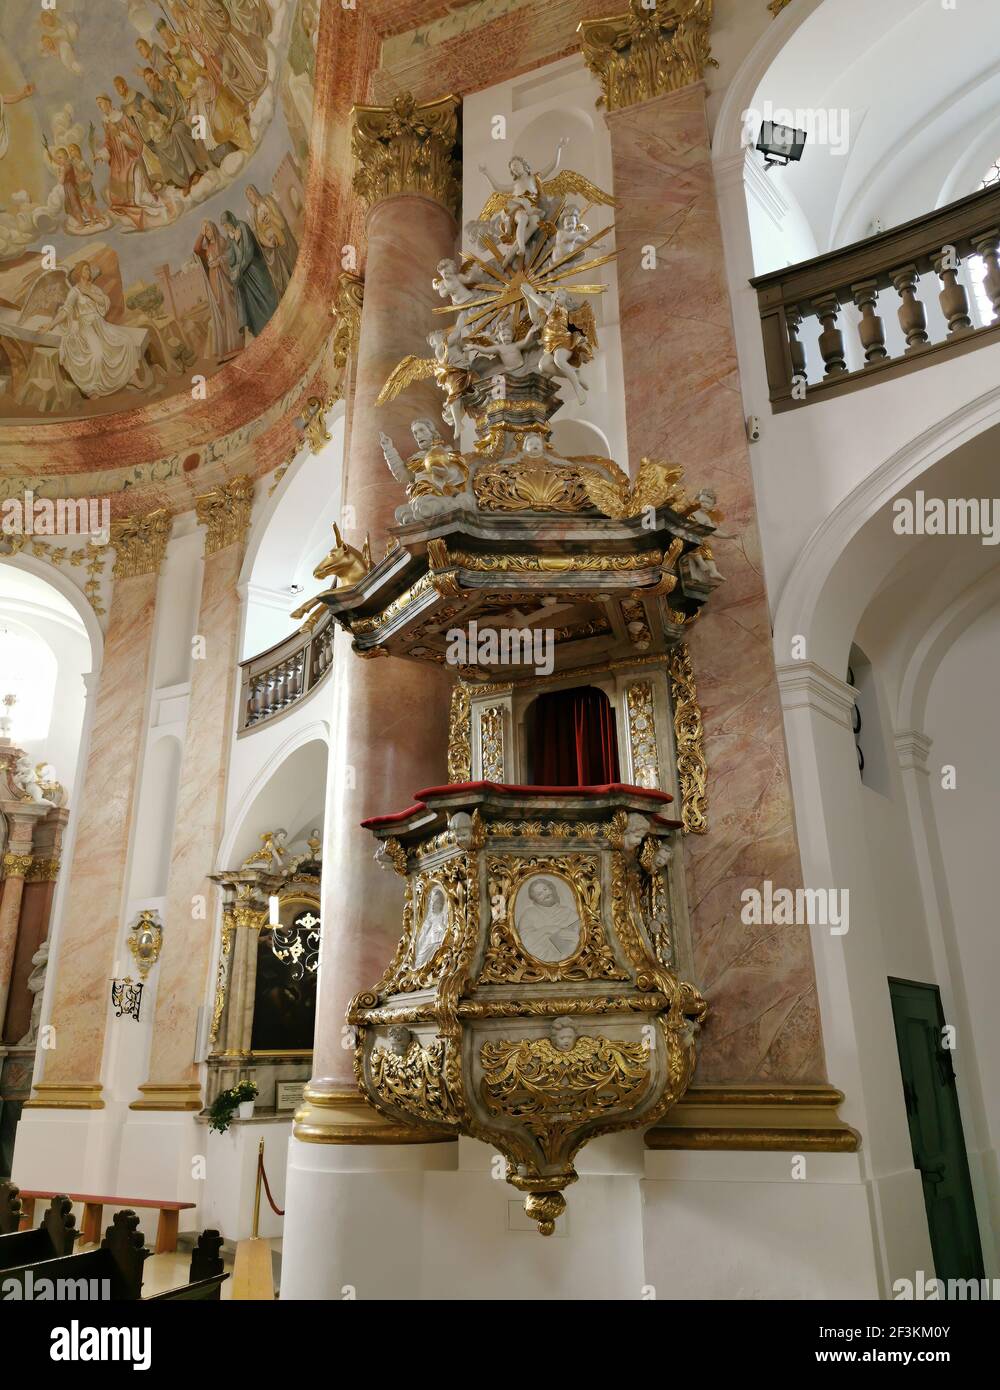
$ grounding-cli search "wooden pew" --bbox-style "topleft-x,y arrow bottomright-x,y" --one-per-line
0,1180 -> 22,1235
0,1193 -> 77,1271
1,1211 -> 228,1301
16,1189 -> 195,1252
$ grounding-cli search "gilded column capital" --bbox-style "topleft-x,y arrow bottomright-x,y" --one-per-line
2,851 -> 33,878
109,509 -> 172,580
195,475 -> 255,556
351,92 -> 461,217
578,0 -> 717,112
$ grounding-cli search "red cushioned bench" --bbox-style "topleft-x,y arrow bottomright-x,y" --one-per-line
17,1191 -> 195,1253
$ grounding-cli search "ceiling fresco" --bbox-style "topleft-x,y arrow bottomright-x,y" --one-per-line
0,0 -> 317,421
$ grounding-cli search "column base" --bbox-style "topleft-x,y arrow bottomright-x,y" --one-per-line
23,1081 -> 104,1110
129,1082 -> 203,1112
641,1149 -> 882,1299
645,1084 -> 860,1151
292,1083 -> 457,1145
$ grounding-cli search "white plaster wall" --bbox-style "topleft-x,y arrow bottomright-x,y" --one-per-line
925,605 -> 1000,1157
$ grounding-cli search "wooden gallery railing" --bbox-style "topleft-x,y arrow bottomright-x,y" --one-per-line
751,183 -> 1000,411
237,608 -> 334,734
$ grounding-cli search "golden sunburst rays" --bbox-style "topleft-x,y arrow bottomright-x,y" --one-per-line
435,211 -> 617,342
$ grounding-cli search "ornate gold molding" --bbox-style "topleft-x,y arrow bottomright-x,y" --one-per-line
352,92 -> 461,217
447,683 -> 473,782
645,1084 -> 860,1152
109,508 -> 172,580
479,706 -> 505,781
579,0 -> 717,112
668,642 -> 707,834
768,0 -> 792,15
195,475 -> 255,556
332,273 -> 364,370
625,680 -> 661,789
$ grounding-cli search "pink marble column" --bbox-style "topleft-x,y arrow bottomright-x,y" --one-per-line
133,480 -> 251,1111
607,84 -> 825,1083
302,192 -> 456,1131
29,515 -> 170,1109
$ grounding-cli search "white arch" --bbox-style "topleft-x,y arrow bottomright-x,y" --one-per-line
0,551 -> 103,672
898,563 -> 1000,735
712,0 -> 826,162
217,716 -> 330,871
773,382 -> 1000,672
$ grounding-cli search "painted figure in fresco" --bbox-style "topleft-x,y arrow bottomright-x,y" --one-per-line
38,12 -> 82,76
157,24 -> 250,154
170,0 -> 268,110
49,262 -> 153,398
146,69 -> 220,179
227,0 -> 275,40
220,209 -> 278,339
0,81 -> 35,163
245,184 -> 298,296
94,92 -> 167,230
194,220 -> 242,361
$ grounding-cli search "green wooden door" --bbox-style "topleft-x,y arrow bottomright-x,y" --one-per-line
888,977 -> 984,1284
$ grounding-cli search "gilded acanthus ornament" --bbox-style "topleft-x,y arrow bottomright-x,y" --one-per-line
578,0 -> 718,112
195,475 -> 255,556
110,508 -> 172,579
351,92 -> 461,216
668,642 -> 708,834
332,273 -> 364,371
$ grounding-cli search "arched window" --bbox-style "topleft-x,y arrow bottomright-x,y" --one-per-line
0,621 -> 58,742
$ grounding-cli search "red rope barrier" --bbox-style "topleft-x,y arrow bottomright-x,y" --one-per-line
257,1149 -> 285,1217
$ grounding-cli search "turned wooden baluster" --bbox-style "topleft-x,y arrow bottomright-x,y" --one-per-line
971,231 -> 1000,320
892,265 -> 930,351
932,249 -> 972,336
851,280 -> 888,364
785,306 -> 808,382
812,294 -> 847,375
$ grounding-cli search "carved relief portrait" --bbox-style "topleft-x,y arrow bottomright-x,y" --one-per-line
513,873 -> 583,963
412,882 -> 451,968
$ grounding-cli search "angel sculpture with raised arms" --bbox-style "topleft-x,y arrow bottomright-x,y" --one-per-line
377,331 -> 475,440
478,139 -> 570,264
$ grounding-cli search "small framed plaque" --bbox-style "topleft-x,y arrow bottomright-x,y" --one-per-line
276,1081 -> 306,1112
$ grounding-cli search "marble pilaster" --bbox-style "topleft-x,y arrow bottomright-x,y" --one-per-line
132,478 -> 253,1111
2,806 -> 68,1044
0,814 -> 45,1030
607,83 -> 825,1083
27,512 -> 170,1109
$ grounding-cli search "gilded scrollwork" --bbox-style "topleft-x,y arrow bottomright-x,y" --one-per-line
447,683 -> 473,783
479,854 -> 628,985
479,706 -> 505,781
625,680 -> 661,789
480,1033 -> 653,1165
371,861 -> 470,996
369,1038 -> 460,1128
668,642 -> 708,834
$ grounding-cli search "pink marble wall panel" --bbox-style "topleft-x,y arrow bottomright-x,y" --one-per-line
41,574 -> 158,1087
608,85 -> 824,1083
144,542 -> 243,1090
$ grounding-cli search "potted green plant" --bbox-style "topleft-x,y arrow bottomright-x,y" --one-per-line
208,1079 -> 259,1134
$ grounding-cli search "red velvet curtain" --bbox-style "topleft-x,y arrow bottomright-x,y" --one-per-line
527,687 -> 620,786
